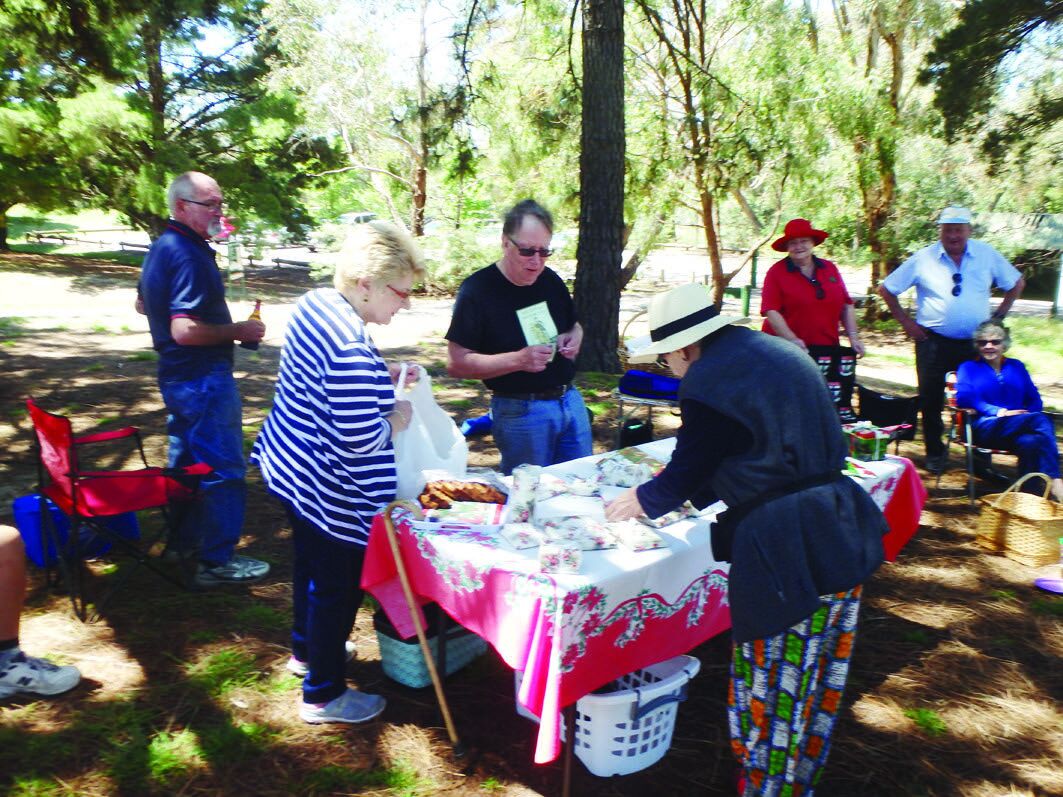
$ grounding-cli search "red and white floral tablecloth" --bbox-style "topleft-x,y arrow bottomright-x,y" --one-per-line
361,441 -> 926,764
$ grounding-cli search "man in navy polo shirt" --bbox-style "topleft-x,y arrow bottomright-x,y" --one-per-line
140,171 -> 270,587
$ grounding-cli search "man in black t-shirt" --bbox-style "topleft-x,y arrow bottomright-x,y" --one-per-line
445,199 -> 593,474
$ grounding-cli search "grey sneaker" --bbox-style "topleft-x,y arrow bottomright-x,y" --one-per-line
0,651 -> 81,698
286,640 -> 356,677
300,688 -> 386,724
194,554 -> 270,588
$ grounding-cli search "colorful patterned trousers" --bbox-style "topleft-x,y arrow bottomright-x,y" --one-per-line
728,585 -> 863,797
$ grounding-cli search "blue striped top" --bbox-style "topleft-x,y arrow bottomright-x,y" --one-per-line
251,288 -> 397,545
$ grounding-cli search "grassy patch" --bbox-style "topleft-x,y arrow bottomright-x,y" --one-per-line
579,371 -> 620,389
8,776 -> 69,797
233,602 -> 287,631
480,777 -> 504,791
900,628 -> 931,645
185,649 -> 262,697
903,707 -> 948,737
298,761 -> 428,797
989,588 -> 1018,601
585,401 -> 612,416
447,398 -> 474,411
84,363 -> 105,373
460,379 -> 480,387
90,324 -> 109,334
145,728 -> 204,785
1031,597 -> 1063,617
125,351 -> 158,362
0,316 -> 30,340
199,721 -> 276,764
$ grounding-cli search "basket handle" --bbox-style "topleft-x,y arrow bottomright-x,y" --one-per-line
989,472 -> 1054,507
621,308 -> 647,339
631,682 -> 689,721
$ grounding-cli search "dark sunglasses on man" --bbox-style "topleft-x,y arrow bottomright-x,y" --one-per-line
507,235 -> 553,258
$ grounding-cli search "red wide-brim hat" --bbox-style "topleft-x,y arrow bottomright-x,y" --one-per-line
772,218 -> 828,252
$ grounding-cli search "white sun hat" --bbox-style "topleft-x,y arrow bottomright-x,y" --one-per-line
937,206 -> 972,224
627,283 -> 749,363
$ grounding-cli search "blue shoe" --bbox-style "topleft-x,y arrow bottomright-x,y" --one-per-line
300,688 -> 385,724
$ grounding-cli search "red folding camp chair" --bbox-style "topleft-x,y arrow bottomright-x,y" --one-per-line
934,372 -> 1017,506
26,397 -> 212,620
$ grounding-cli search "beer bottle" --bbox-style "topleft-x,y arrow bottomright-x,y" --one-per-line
240,299 -> 262,350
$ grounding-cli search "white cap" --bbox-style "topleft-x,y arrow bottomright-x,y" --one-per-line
937,206 -> 972,225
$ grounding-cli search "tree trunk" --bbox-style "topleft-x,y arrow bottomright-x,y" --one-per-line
0,204 -> 9,251
411,0 -> 429,236
574,0 -> 624,373
143,18 -> 166,196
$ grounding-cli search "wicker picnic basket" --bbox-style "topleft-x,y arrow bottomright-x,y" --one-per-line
976,472 -> 1063,568
618,309 -> 671,376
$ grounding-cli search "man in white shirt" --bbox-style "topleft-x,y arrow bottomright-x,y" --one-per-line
878,206 -> 1024,473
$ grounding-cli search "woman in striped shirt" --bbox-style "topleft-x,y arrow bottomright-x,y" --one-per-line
252,222 -> 425,724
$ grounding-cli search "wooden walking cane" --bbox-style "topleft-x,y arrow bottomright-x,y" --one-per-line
382,500 -> 464,755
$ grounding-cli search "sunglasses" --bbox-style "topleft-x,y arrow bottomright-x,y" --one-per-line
386,284 -> 410,300
951,272 -> 962,297
507,235 -> 553,258
807,274 -> 825,300
976,338 -> 1003,347
181,197 -> 224,211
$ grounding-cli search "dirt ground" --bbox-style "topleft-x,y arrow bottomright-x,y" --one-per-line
1,251 -> 1061,797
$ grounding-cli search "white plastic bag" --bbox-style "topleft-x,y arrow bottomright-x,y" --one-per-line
393,370 -> 468,499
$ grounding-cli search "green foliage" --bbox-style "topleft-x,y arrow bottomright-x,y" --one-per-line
903,707 -> 949,737
448,398 -> 474,411
1030,597 -> 1063,617
233,602 -> 287,631
0,316 -> 29,341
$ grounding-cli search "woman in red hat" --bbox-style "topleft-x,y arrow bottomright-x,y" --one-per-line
760,218 -> 864,357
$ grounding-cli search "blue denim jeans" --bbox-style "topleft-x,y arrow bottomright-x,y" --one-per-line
285,503 -> 365,704
159,363 -> 246,565
490,387 -> 593,475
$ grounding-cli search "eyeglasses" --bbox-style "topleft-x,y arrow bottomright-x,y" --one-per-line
976,338 -> 1003,347
181,197 -> 224,211
656,354 -> 669,367
386,284 -> 410,300
951,272 -> 962,297
507,235 -> 553,258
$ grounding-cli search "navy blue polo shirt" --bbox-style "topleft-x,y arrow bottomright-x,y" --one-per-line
140,220 -> 234,381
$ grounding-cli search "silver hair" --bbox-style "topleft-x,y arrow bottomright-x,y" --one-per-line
972,319 -> 1011,353
166,173 -> 199,216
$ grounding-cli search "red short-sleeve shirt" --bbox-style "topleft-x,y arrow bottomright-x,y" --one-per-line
760,256 -> 852,346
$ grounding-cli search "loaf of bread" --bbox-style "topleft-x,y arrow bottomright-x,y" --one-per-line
419,480 -> 507,510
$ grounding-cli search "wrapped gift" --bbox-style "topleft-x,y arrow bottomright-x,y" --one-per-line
609,520 -> 667,551
638,503 -> 698,529
426,502 -> 506,525
539,542 -> 582,574
843,422 -> 890,462
506,464 -> 542,522
500,523 -> 543,549
596,448 -> 666,488
541,517 -> 618,550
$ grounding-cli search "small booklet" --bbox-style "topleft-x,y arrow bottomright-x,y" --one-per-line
516,302 -> 558,358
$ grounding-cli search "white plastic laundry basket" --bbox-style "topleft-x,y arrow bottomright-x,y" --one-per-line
515,654 -> 701,776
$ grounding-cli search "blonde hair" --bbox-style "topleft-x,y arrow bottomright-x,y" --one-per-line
333,221 -> 426,293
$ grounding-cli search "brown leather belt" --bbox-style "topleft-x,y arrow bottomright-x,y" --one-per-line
491,384 -> 571,401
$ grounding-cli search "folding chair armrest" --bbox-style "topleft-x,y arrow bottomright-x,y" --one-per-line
75,427 -> 139,445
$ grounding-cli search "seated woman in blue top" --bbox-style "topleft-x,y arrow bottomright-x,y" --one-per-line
955,320 -> 1063,501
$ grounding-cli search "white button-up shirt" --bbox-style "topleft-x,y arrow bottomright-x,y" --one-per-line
882,239 -> 1020,339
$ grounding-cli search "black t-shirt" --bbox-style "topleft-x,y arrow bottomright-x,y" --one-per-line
445,262 -> 578,393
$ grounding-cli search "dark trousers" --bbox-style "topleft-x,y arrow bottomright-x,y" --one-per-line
915,332 -> 974,457
973,412 -> 1062,483
285,504 -> 365,705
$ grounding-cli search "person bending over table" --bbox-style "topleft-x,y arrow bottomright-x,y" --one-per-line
445,199 -> 592,475
955,320 -> 1063,502
251,222 -> 424,725
604,283 -> 887,796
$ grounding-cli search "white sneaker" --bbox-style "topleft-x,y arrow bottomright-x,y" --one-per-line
300,688 -> 385,724
286,640 -> 356,677
0,650 -> 81,698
